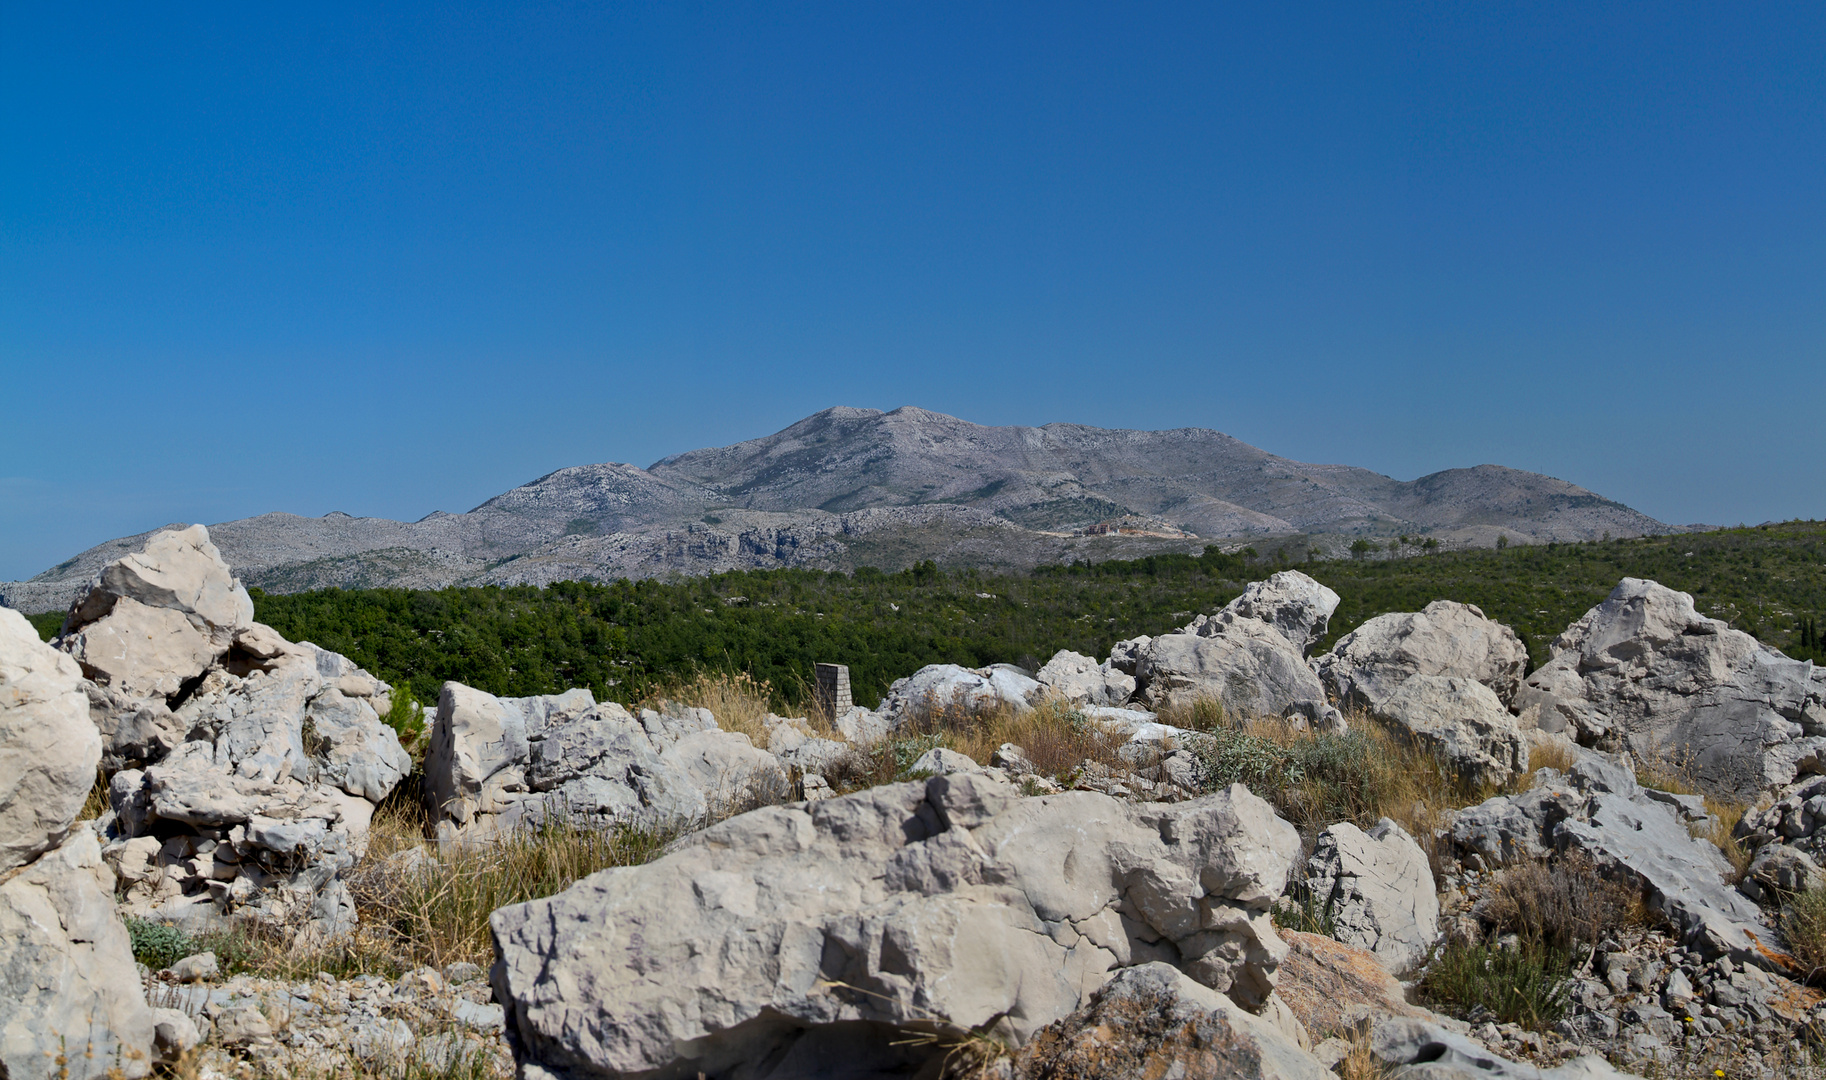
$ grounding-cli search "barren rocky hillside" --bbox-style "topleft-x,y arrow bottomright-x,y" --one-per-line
1,406 -> 1668,612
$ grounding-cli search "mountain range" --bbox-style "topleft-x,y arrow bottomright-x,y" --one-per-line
0,406 -> 1671,613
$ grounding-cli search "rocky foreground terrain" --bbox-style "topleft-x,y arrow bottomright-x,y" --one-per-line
13,525 -> 1826,1079
0,405 -> 1672,612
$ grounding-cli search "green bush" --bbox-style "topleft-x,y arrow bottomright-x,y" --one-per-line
1419,940 -> 1573,1031
124,917 -> 193,969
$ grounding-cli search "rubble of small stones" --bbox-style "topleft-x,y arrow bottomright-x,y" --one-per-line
140,957 -> 513,1078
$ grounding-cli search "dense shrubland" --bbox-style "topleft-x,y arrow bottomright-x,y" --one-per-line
27,521 -> 1824,708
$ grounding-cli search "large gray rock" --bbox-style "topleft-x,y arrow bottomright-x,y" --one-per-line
58,525 -> 255,701
1035,649 -> 1136,706
1136,619 -> 1340,728
1305,818 -> 1439,975
425,682 -> 787,842
1191,570 -> 1340,656
1371,675 -> 1527,787
0,825 -> 157,1080
1317,600 -> 1528,709
0,607 -> 101,874
490,775 -> 1302,1079
1515,578 -> 1826,801
1007,962 -> 1329,1080
878,662 -> 1042,724
1451,751 -> 1786,971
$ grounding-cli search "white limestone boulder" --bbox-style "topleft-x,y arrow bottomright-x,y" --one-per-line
58,525 -> 254,701
1515,578 -> 1826,801
490,775 -> 1302,1079
1305,818 -> 1439,975
1136,619 -> 1340,728
424,682 -> 786,842
1035,649 -> 1137,706
878,662 -> 1041,724
0,608 -> 101,874
1451,751 -> 1783,971
1371,675 -> 1527,788
1188,570 -> 1340,656
1316,600 -> 1528,710
0,825 -> 157,1080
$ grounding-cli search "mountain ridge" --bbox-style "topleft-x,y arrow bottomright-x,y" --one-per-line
1,405 -> 1671,613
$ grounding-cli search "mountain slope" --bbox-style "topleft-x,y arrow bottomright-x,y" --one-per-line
2,406 -> 1669,612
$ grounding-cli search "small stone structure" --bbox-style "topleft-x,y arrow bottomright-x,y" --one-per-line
814,661 -> 852,717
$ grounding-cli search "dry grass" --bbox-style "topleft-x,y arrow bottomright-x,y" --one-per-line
1152,695 -> 1230,733
1481,851 -> 1645,955
1707,799 -> 1753,882
1524,738 -> 1578,777
77,767 -> 108,822
1782,885 -> 1826,982
348,797 -> 670,970
822,694 -> 1137,794
643,669 -> 777,742
1193,711 -> 1505,872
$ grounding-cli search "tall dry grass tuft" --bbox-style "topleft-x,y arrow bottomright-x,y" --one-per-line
1191,712 -> 1502,871
350,796 -> 669,970
1481,851 -> 1645,955
822,693 -> 1139,794
644,669 -> 776,742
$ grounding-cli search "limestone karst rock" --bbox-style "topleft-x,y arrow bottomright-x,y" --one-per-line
0,607 -> 101,874
489,774 -> 1302,1079
1135,618 -> 1339,728
1515,578 -> 1826,801
51,526 -> 410,939
1452,750 -> 1782,970
1316,599 -> 1529,710
1,607 -> 155,1079
1370,674 -> 1527,788
876,662 -> 1043,724
58,524 -> 255,701
1304,818 -> 1440,975
1005,963 -> 1331,1080
1035,648 -> 1137,706
423,682 -> 787,842
1191,569 -> 1340,656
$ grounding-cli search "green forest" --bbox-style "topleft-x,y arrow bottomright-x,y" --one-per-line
27,522 -> 1826,712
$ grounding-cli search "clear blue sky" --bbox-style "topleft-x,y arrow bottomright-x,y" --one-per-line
4,3 -> 1822,579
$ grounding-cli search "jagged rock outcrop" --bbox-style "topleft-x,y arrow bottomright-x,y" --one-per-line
1035,649 -> 1136,706
877,663 -> 1041,724
57,525 -> 256,701
1189,570 -> 1340,656
1371,675 -> 1527,787
1451,751 -> 1784,970
489,774 -> 1302,1079
0,607 -> 158,1079
1126,571 -> 1344,728
1316,599 -> 1528,709
1305,818 -> 1440,975
424,683 -> 787,842
1515,578 -> 1826,800
1136,620 -> 1340,728
46,527 -> 411,940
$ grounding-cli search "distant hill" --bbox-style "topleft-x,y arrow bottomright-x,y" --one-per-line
1,405 -> 1670,612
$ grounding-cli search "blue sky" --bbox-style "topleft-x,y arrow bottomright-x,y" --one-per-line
3,2 -> 1822,579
